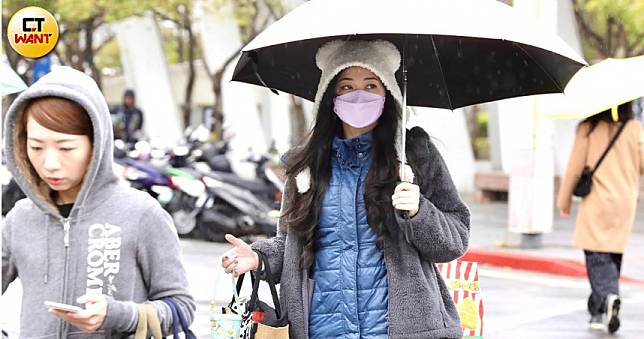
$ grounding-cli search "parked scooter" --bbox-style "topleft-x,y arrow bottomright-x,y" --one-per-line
190,162 -> 280,242
112,132 -> 283,242
113,140 -> 174,201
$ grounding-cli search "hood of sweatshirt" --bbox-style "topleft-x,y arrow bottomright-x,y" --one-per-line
4,66 -> 118,218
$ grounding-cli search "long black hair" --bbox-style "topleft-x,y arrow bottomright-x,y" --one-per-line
282,75 -> 401,270
581,102 -> 634,136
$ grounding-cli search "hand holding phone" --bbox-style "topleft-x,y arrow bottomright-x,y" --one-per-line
44,301 -> 83,313
47,294 -> 108,333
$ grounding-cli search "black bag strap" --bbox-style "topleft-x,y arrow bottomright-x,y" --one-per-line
248,250 -> 283,319
230,258 -> 261,307
591,122 -> 627,174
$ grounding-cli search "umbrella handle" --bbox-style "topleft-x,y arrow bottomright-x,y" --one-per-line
400,40 -> 408,182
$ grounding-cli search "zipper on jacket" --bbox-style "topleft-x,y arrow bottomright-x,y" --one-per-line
59,217 -> 72,339
354,169 -> 362,337
63,218 -> 71,248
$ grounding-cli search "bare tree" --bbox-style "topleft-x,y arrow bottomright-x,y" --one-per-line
153,1 -> 198,128
572,0 -> 644,59
204,0 -> 285,140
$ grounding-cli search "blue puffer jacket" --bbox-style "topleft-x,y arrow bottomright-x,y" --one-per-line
308,132 -> 389,339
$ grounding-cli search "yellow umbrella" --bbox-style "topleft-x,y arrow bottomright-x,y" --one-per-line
539,55 -> 644,120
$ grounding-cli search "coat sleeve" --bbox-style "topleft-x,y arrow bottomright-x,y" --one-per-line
100,203 -> 195,335
2,209 -> 18,294
394,127 -> 471,263
556,123 -> 590,211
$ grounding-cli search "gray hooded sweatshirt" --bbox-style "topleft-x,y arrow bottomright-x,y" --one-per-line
2,67 -> 195,338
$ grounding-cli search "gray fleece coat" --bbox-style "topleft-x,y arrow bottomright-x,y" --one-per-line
2,67 -> 195,338
252,127 -> 471,339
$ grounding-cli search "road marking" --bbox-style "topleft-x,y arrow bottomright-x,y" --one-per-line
486,299 -> 587,332
479,267 -> 590,289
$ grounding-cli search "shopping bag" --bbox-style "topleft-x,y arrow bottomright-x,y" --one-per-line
210,265 -> 243,339
228,251 -> 289,339
436,260 -> 484,338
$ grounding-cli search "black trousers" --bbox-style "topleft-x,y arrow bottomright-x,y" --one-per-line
584,250 -> 622,315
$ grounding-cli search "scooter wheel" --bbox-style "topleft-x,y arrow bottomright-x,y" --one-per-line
198,208 -> 238,242
171,209 -> 197,235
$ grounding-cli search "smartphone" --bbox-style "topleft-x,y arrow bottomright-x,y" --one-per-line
44,301 -> 83,313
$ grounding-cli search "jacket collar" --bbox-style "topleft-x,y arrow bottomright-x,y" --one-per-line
332,132 -> 373,168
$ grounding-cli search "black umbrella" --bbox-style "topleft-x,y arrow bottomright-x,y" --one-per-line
231,0 -> 586,175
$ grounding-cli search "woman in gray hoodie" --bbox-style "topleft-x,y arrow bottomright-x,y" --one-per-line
221,40 -> 470,338
2,67 -> 195,338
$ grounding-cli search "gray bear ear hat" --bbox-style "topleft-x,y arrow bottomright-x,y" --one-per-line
313,39 -> 404,119
295,39 -> 414,193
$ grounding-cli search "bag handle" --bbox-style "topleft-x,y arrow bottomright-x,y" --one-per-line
134,304 -> 163,339
161,297 -> 197,339
591,122 -> 627,174
230,257 -> 261,308
247,250 -> 283,319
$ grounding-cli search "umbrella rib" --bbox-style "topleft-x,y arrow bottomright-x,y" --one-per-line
430,35 -> 455,110
514,42 -> 565,93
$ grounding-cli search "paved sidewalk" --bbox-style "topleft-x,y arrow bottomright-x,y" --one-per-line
462,192 -> 644,284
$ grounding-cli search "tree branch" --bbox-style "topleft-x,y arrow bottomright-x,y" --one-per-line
90,12 -> 106,31
207,45 -> 244,83
264,2 -> 281,20
93,34 -> 115,54
625,33 -> 644,57
606,16 -> 615,56
572,0 -> 607,57
152,9 -> 179,24
634,46 -> 644,57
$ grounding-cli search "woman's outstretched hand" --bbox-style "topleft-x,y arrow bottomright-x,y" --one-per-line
392,182 -> 420,217
221,234 -> 259,277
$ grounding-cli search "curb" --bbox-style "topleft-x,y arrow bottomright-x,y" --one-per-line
462,248 -> 644,285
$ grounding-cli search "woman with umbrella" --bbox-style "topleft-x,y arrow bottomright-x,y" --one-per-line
221,39 -> 470,338
557,102 -> 644,334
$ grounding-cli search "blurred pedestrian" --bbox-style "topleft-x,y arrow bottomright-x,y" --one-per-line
221,40 -> 471,339
2,67 -> 194,337
111,89 -> 144,143
557,102 -> 644,334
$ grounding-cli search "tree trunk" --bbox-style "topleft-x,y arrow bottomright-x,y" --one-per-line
211,69 -> 225,140
177,27 -> 185,63
289,95 -> 308,146
463,105 -> 481,158
183,13 -> 196,129
206,45 -> 243,139
83,17 -> 102,88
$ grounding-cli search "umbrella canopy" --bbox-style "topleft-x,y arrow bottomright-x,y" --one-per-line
540,55 -> 644,120
1,60 -> 27,97
232,0 -> 586,110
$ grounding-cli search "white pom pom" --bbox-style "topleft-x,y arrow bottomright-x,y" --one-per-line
399,163 -> 414,183
295,167 -> 311,193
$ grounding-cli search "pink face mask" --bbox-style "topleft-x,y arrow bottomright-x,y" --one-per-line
333,90 -> 385,128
